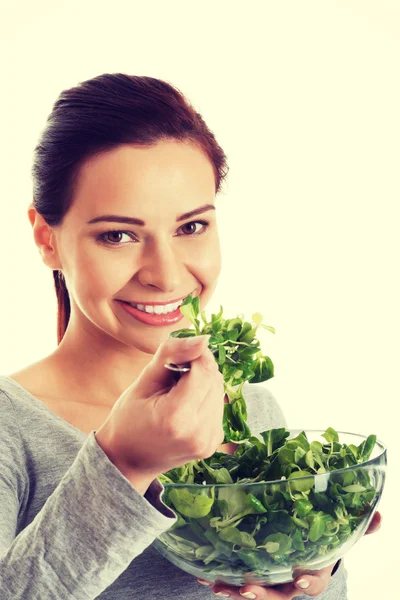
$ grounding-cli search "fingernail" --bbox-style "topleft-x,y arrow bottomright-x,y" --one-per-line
240,593 -> 257,599
197,579 -> 212,586
296,579 -> 310,589
214,593 -> 230,597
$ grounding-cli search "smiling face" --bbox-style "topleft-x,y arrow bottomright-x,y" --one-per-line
33,139 -> 222,358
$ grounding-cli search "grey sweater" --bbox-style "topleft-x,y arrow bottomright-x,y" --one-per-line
0,375 -> 348,599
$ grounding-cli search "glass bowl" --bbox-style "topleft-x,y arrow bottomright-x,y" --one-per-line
152,429 -> 387,586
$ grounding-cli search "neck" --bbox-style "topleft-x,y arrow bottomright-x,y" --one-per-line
47,314 -> 156,408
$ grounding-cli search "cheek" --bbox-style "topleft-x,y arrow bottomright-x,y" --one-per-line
193,258 -> 221,295
74,251 -> 127,299
195,237 -> 222,279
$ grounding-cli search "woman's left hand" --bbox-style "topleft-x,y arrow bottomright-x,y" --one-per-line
197,511 -> 382,599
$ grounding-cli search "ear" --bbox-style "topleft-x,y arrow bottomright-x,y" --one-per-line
27,205 -> 63,271
27,204 -> 36,227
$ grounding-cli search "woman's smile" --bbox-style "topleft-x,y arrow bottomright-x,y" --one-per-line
115,288 -> 201,327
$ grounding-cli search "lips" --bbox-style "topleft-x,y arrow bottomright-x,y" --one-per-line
117,299 -> 186,326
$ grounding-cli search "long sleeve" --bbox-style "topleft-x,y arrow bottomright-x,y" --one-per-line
0,391 -> 177,600
0,377 -> 348,599
243,382 -> 288,432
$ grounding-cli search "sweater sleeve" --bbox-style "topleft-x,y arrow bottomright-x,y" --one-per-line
0,392 -> 177,600
244,382 -> 288,432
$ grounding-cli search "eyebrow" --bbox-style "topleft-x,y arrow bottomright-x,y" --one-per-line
87,204 -> 216,226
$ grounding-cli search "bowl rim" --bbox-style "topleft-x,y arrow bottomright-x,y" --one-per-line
163,428 -> 387,488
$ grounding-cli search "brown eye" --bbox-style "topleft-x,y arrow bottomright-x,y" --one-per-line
182,223 -> 197,235
97,230 -> 137,246
107,232 -> 124,243
178,220 -> 209,237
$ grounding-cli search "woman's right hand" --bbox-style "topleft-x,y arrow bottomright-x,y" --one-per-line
95,335 -> 226,491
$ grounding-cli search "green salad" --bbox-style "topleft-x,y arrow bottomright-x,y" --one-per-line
168,293 -> 276,444
156,296 -> 379,576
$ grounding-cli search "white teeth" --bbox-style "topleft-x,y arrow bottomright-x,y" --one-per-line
130,299 -> 184,314
153,305 -> 165,315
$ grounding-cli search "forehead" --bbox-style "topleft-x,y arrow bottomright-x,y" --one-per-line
70,140 -> 216,221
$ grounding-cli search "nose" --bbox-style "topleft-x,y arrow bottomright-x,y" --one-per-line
136,237 -> 183,291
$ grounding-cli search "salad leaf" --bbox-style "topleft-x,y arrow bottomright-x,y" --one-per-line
158,427 -> 380,579
170,294 -> 275,443
157,296 -> 381,580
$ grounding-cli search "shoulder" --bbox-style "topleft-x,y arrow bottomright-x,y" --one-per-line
0,376 -> 30,420
0,377 -> 33,448
0,381 -> 26,448
0,382 -> 18,424
242,382 -> 288,433
0,384 -> 29,499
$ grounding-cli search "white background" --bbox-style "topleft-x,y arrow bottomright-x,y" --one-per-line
1,2 -> 399,598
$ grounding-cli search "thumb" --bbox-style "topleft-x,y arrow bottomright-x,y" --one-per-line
293,563 -> 335,596
134,334 -> 211,398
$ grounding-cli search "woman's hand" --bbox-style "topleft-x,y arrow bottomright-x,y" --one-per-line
364,510 -> 382,535
197,511 -> 382,599
199,562 -> 336,599
95,334 -> 225,492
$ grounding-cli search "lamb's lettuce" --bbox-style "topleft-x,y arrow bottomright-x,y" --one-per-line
157,296 -> 380,578
169,294 -> 275,444
158,427 -> 379,577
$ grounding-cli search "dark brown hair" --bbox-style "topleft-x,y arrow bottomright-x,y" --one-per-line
31,74 -> 229,345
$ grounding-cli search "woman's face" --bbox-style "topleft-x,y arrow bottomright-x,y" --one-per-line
42,140 -> 222,355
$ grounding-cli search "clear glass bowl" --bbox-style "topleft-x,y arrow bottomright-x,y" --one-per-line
153,430 -> 387,586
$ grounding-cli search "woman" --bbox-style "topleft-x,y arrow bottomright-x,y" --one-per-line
0,74 -> 380,599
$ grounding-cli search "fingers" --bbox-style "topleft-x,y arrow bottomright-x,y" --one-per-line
203,563 -> 337,599
174,351 -> 225,454
209,580 -> 302,599
175,343 -> 221,408
135,334 -> 211,398
365,510 -> 382,535
291,562 -> 337,597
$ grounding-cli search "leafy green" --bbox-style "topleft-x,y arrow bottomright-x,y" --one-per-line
169,294 -> 275,444
168,487 -> 215,518
157,296 -> 380,579
158,427 -> 380,578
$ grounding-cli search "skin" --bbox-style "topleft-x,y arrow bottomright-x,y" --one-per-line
28,139 -> 222,407
28,138 -> 382,594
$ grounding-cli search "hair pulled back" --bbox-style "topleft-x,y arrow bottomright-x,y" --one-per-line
31,73 -> 229,344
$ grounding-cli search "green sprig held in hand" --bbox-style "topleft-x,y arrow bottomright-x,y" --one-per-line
169,294 -> 275,444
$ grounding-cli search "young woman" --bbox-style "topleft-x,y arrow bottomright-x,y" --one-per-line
0,74 -> 380,600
